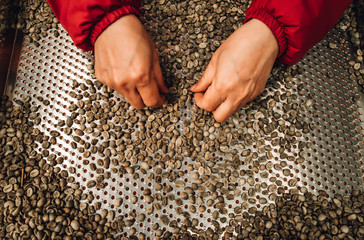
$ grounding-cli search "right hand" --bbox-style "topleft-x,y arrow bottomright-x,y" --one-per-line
94,15 -> 168,109
190,19 -> 278,122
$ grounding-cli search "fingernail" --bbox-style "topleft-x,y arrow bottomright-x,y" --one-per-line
190,85 -> 196,90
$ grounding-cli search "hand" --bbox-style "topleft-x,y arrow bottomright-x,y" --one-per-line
190,19 -> 279,122
94,15 -> 168,109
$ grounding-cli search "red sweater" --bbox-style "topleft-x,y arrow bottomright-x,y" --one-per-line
47,0 -> 352,65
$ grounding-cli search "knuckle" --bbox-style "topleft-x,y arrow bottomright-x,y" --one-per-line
136,77 -> 150,87
129,70 -> 144,81
116,80 -> 128,90
129,66 -> 149,83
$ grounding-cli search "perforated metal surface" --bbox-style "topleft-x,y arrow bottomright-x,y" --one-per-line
4,24 -> 364,237
295,29 -> 364,195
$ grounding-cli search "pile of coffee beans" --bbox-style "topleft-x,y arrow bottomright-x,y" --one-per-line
0,96 -> 124,240
17,0 -> 59,40
338,4 -> 363,92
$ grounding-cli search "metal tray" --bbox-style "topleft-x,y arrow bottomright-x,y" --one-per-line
1,12 -> 363,238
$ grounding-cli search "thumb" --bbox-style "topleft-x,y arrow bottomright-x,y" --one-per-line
190,64 -> 214,92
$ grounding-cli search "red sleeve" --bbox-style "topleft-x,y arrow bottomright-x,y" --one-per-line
245,0 -> 353,65
47,0 -> 141,51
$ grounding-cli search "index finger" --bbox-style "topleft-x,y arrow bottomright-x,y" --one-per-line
212,99 -> 237,123
121,87 -> 146,109
213,96 -> 249,123
137,79 -> 165,107
194,83 -> 225,112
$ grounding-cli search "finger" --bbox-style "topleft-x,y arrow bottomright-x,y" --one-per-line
153,60 -> 168,94
122,87 -> 145,109
211,99 -> 237,123
138,79 -> 165,107
214,94 -> 252,123
190,63 -> 215,92
194,84 -> 225,112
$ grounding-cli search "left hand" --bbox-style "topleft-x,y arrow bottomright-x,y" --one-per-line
190,19 -> 279,122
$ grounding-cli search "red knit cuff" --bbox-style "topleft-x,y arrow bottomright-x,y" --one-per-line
244,8 -> 287,59
89,5 -> 140,47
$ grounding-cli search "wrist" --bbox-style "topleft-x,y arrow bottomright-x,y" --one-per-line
247,19 -> 279,59
95,14 -> 143,48
90,4 -> 141,48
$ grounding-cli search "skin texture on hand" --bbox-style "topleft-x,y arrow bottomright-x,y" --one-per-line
94,15 -> 168,109
190,19 -> 279,123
